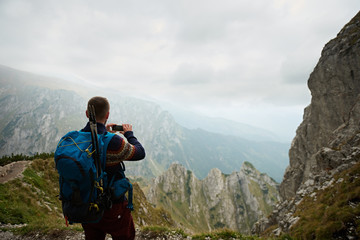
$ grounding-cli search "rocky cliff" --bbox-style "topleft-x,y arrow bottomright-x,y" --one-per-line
0,84 -> 85,155
254,11 -> 360,237
147,162 -> 280,234
280,11 -> 360,200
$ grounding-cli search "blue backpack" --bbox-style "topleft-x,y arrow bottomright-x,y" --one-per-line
54,130 -> 133,225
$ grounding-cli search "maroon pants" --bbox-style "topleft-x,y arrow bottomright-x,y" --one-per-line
82,201 -> 135,240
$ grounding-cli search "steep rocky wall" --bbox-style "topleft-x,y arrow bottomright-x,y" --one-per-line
147,162 -> 280,234
251,13 -> 360,237
280,11 -> 360,200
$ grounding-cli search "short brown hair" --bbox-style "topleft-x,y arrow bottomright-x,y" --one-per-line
87,96 -> 110,120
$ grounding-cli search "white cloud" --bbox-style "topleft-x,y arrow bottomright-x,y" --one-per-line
0,0 -> 359,140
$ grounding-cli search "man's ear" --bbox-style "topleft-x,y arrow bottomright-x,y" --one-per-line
105,111 -> 110,120
86,110 -> 89,118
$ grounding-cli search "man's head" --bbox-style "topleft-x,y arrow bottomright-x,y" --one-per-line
86,96 -> 110,123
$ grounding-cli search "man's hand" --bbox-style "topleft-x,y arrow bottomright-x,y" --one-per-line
106,123 -> 117,133
106,123 -> 132,134
121,124 -> 132,134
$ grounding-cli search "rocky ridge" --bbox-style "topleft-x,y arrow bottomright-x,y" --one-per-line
147,162 -> 280,234
254,11 -> 360,236
0,228 -> 190,240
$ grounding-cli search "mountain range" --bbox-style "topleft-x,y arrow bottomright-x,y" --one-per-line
0,65 -> 289,182
147,161 -> 279,234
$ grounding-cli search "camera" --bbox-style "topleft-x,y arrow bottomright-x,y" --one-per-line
112,125 -> 124,131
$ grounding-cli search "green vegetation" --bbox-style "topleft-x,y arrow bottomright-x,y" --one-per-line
0,158 -> 72,234
131,182 -> 176,228
153,177 -> 212,233
248,180 -> 271,215
138,226 -> 293,240
192,228 -> 247,240
0,156 -> 175,236
0,152 -> 54,166
0,156 -> 293,239
2,154 -> 359,239
191,228 -> 293,240
289,161 -> 360,239
139,225 -> 187,238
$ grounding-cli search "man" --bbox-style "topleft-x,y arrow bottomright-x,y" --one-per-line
81,96 -> 145,240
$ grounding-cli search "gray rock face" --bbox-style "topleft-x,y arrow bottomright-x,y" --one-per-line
147,162 -> 280,234
0,85 -> 85,156
280,11 -> 360,200
253,11 -> 360,236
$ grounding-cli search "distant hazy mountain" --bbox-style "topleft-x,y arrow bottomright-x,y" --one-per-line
0,65 -> 289,181
0,65 -> 85,155
159,103 -> 283,142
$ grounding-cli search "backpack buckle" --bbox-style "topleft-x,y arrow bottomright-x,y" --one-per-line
95,181 -> 104,193
89,203 -> 99,211
85,148 -> 94,158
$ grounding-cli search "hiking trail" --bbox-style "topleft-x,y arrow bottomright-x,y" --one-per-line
0,161 -> 30,184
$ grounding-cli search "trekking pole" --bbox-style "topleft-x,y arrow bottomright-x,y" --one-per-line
88,105 -> 102,185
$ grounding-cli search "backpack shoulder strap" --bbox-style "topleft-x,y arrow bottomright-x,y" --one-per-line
102,132 -> 116,150
100,132 -> 116,168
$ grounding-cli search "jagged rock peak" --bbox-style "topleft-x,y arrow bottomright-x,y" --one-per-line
166,162 -> 191,175
147,163 -> 280,234
280,11 -> 360,200
241,161 -> 259,176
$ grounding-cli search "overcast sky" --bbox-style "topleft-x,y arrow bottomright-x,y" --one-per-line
1,0 -> 359,141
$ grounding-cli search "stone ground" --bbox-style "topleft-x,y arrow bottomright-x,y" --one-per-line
0,229 -> 192,240
0,161 -> 30,184
0,229 -> 84,240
